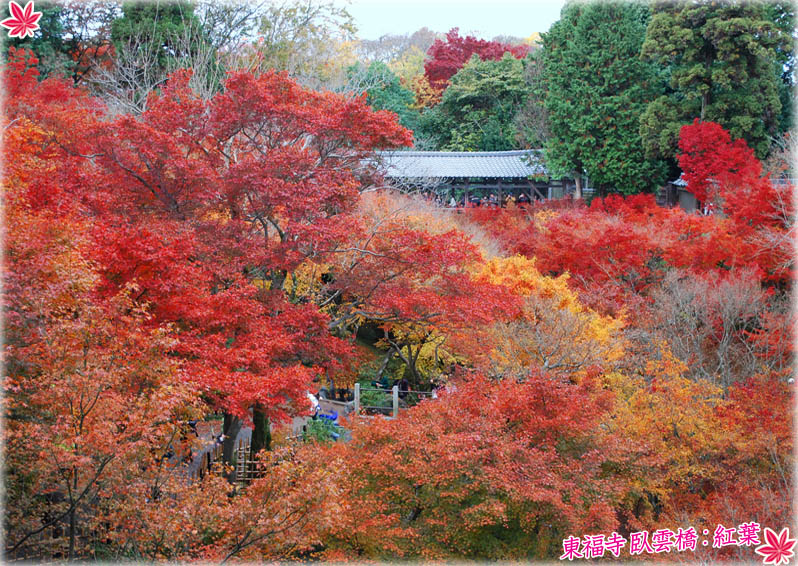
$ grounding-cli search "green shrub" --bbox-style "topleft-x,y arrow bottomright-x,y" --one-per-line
303,418 -> 339,443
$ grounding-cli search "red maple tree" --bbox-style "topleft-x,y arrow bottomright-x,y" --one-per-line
424,28 -> 530,92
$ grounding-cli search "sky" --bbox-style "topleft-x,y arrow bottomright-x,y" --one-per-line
343,0 -> 567,41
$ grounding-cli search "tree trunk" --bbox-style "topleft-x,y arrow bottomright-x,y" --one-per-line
222,412 -> 242,466
328,376 -> 337,401
573,174 -> 583,200
68,472 -> 77,560
251,405 -> 270,458
68,507 -> 76,560
404,344 -> 422,390
376,351 -> 393,379
270,269 -> 288,292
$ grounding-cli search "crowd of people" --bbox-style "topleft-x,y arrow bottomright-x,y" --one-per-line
418,191 -> 535,209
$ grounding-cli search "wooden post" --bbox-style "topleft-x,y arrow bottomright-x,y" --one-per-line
497,178 -> 503,207
464,178 -> 470,207
392,385 -> 399,418
354,383 -> 360,414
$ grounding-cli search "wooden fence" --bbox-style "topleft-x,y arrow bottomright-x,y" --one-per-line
234,438 -> 260,487
187,436 -> 259,486
353,383 -> 436,418
175,386 -> 439,486
185,421 -> 225,482
163,387 -> 437,486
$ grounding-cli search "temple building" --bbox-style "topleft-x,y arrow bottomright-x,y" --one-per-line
375,150 -> 576,204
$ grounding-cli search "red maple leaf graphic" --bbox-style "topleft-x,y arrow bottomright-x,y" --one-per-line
756,527 -> 797,566
1,1 -> 42,39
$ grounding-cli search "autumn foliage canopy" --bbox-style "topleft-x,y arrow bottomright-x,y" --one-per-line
3,45 -> 793,563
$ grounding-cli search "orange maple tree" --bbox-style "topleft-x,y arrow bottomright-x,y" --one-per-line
320,371 -> 623,560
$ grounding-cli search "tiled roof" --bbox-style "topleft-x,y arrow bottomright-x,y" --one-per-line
375,150 -> 547,179
671,174 -> 688,186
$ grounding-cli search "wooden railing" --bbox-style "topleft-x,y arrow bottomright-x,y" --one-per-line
353,384 -> 435,418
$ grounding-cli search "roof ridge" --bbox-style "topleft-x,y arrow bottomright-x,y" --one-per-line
376,149 -> 541,156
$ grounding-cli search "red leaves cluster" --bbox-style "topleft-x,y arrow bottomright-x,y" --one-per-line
469,200 -> 665,316
337,224 -> 516,332
4,154 -> 200,558
323,371 -> 621,559
678,119 -> 760,204
424,28 -> 530,92
710,375 -> 793,529
678,119 -> 794,230
678,120 -> 794,284
467,162 -> 790,320
458,120 -> 793,559
4,46 -> 416,558
4,49 -> 412,420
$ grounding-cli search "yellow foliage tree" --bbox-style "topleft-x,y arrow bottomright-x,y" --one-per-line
410,73 -> 443,109
604,345 -> 728,532
475,255 -> 626,379
389,45 -> 426,86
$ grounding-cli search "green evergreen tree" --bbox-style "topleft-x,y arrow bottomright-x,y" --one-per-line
348,61 -> 421,133
3,1 -> 69,78
419,53 -> 529,151
4,2 -> 121,84
764,2 -> 796,133
539,1 -> 667,196
111,1 -> 202,71
640,1 -> 788,160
